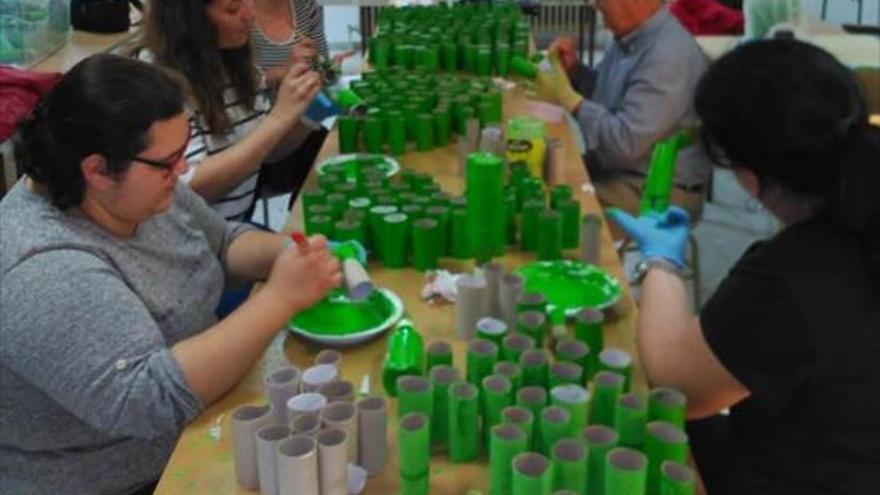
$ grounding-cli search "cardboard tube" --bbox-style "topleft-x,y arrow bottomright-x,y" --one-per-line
356,396 -> 388,477
482,374 -> 514,446
466,338 -> 499,386
476,317 -> 508,347
519,349 -> 550,389
521,199 -> 544,252
502,405 -> 535,450
483,262 -> 505,317
551,438 -> 587,494
581,214 -> 602,266
493,361 -> 523,392
582,426 -> 619,495
256,424 -> 290,495
591,371 -> 625,427
232,404 -> 274,490
660,461 -> 696,495
277,435 -> 319,495
448,380 -> 480,462
466,151 -> 505,263
412,218 -> 440,271
557,199 -> 581,250
429,365 -> 460,451
598,347 -> 634,392
286,393 -> 327,423
321,401 -> 358,464
342,258 -> 374,301
337,116 -> 359,154
539,406 -> 572,457
456,273 -> 489,339
648,388 -> 687,429
500,273 -> 524,329
512,452 -> 553,495
604,448 -> 647,495
317,428 -> 349,495
573,308 -> 604,380
317,380 -> 355,404
645,421 -> 689,495
549,362 -> 583,389
264,366 -> 301,425
489,424 -> 528,495
397,375 -> 434,420
426,340 -> 453,370
315,350 -> 342,369
502,332 -> 535,364
551,384 -> 590,439
517,311 -> 547,350
537,209 -> 563,261
291,413 -> 322,437
381,212 -> 410,268
302,364 -> 340,393
399,413 -> 431,495
554,339 -> 589,383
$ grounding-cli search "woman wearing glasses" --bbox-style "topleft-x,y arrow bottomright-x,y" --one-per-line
0,54 -> 340,494
609,40 -> 880,493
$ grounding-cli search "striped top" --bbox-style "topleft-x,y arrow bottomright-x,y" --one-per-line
138,49 -> 273,222
251,0 -> 330,72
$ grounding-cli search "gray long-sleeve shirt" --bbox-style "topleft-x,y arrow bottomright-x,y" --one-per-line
0,180 -> 253,494
573,8 -> 712,187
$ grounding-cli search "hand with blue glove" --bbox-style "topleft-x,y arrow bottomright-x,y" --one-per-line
605,206 -> 691,268
328,239 -> 368,265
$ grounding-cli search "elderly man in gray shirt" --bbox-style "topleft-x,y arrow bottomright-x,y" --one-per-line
535,0 -> 712,229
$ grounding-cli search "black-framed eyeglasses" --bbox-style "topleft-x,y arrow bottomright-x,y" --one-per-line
130,123 -> 191,172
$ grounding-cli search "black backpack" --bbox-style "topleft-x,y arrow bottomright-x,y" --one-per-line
70,0 -> 143,34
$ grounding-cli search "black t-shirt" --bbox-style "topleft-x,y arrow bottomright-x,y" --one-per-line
701,217 -> 880,495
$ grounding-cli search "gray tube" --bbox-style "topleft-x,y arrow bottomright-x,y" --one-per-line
264,366 -> 301,425
483,261 -> 506,317
286,393 -> 328,423
256,424 -> 290,495
317,380 -> 355,404
231,404 -> 274,490
277,435 -> 319,495
321,401 -> 359,464
317,428 -> 349,495
500,273 -> 525,329
356,396 -> 388,477
302,364 -> 340,393
291,413 -> 322,437
456,273 -> 489,339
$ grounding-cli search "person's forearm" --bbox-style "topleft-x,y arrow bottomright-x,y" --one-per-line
636,269 -> 694,385
224,230 -> 287,281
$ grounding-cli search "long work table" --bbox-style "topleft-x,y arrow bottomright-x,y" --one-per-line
154,88 -> 641,494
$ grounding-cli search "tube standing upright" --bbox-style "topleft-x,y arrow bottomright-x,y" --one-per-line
256,425 -> 290,495
512,452 -> 553,495
277,435 -> 320,495
448,380 -> 481,462
604,448 -> 648,495
551,438 -> 588,494
316,428 -> 349,495
466,152 -> 505,263
429,365 -> 460,451
489,424 -> 528,495
356,396 -> 388,477
583,425 -> 619,495
321,401 -> 359,464
590,371 -> 626,427
614,393 -> 648,449
645,421 -> 689,495
456,273 -> 489,339
232,404 -> 274,490
482,374 -> 514,446
660,461 -> 696,495
399,413 -> 431,495
264,366 -> 301,425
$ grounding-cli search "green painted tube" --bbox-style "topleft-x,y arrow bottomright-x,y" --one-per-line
604,448 -> 647,495
590,371 -> 625,427
441,40 -> 458,71
573,308 -> 604,380
505,192 -> 518,245
448,380 -> 480,462
421,44 -> 440,72
517,311 -> 547,349
520,199 -> 544,251
415,113 -> 435,151
326,192 -> 348,219
582,425 -> 619,495
489,424 -> 528,495
549,184 -> 573,209
482,374 -> 514,446
381,321 -> 425,394
551,438 -> 587,494
478,100 -> 495,128
537,209 -> 563,261
450,207 -> 471,259
659,461 -> 696,495
338,115 -> 360,153
388,112 -> 407,155
399,413 -> 431,495
486,90 -> 504,125
512,453 -> 553,495
426,340 -> 453,370
424,205 -> 450,256
613,393 -> 647,449
364,115 -> 384,153
397,375 -> 434,423
515,386 -> 548,438
502,406 -> 535,454
519,350 -> 550,389
368,204 -> 397,261
434,106 -> 451,147
496,44 -> 511,77
549,362 -> 583,390
476,45 -> 493,76
458,105 -> 476,135
493,361 -> 523,393
554,339 -> 589,383
516,292 -> 547,315
502,333 -> 535,363
382,212 -> 410,268
429,365 -> 459,451
403,101 -> 421,140
599,347 -> 634,392
466,152 -> 505,264
647,388 -> 687,429
557,199 -> 581,250
645,422 -> 689,495
641,137 -> 679,215
451,95 -> 468,135
466,339 -> 499,387
412,218 -> 440,271
333,218 -> 366,246
302,187 -> 326,210
509,55 -> 538,80
463,43 -> 478,73
539,406 -> 571,456
307,214 -> 334,237
550,384 -> 590,438
477,317 -> 509,347
402,204 -> 424,222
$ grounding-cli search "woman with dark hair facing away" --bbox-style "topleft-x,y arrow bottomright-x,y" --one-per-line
607,40 -> 879,493
140,0 -> 325,222
0,54 -> 340,494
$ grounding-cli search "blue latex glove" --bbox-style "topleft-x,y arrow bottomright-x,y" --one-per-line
328,239 -> 368,265
305,91 -> 341,122
606,206 -> 691,268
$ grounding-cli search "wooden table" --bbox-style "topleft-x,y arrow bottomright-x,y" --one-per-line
155,90 -> 640,494
695,32 -> 880,68
29,27 -> 141,73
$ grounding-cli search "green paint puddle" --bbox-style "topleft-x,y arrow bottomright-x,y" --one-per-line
517,260 -> 622,312
290,288 -> 398,336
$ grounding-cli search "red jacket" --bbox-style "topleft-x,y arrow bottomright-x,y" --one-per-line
670,0 -> 744,35
0,66 -> 61,142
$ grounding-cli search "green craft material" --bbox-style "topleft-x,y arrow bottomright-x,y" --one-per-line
336,88 -> 365,110
493,361 -> 523,392
434,106 -> 452,147
338,116 -> 360,153
510,55 -> 538,80
424,205 -> 450,255
402,204 -> 424,222
604,448 -> 648,495
382,320 -> 425,396
450,208 -> 471,258
512,453 -> 553,495
519,350 -> 549,389
429,365 -> 459,450
549,184 -> 573,209
573,308 -> 604,380
458,105 -> 476,135
486,90 -> 503,124
307,214 -> 334,237
476,317 -> 509,347
645,422 -> 689,495
326,192 -> 348,218
476,45 -> 493,76
554,339 -> 589,384
614,393 -> 648,449
399,413 -> 431,495
521,199 -> 544,251
660,461 -> 696,495
478,100 -> 495,128
648,388 -> 687,429
549,362 -> 583,390
505,193 -> 518,244
381,212 -> 410,268
463,43 -> 478,73
364,116 -> 384,153
369,37 -> 390,70
550,384 -> 590,438
516,292 -> 547,315
368,205 -> 398,261
335,182 -> 357,200
537,209 -> 563,261
348,196 -> 372,214
515,386 -> 548,437
590,371 -> 625,427
582,425 -> 619,495
466,152 -> 505,263
557,199 -> 581,250
516,311 -> 547,349
448,380 -> 481,462
388,112 -> 407,155
426,340 -> 453,370
333,219 -> 366,245
482,374 -> 514,446
539,406 -> 571,457
306,203 -> 333,227
415,113 -> 435,151
412,218 -> 440,271
489,424 -> 528,495
501,406 -> 535,451
598,347 -> 634,392
404,102 -> 421,140
551,439 -> 588,494
441,41 -> 458,71
466,339 -> 499,387
641,135 -> 680,214
302,188 -> 326,210
398,375 -> 434,425
496,44 -> 511,76
420,44 -> 440,72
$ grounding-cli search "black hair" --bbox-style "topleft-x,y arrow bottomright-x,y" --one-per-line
13,54 -> 185,210
695,39 -> 880,278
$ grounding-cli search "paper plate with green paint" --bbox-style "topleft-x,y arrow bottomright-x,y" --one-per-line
516,260 -> 622,315
316,153 -> 400,181
288,287 -> 404,345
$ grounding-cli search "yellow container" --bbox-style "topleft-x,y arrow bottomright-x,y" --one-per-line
506,116 -> 546,178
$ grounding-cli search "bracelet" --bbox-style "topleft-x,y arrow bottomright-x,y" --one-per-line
632,257 -> 688,285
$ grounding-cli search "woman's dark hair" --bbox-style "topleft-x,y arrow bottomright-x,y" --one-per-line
695,39 -> 880,277
13,54 -> 185,210
144,0 -> 258,134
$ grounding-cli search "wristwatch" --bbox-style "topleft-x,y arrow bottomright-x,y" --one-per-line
632,257 -> 688,285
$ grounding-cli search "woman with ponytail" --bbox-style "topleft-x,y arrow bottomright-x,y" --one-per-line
607,39 -> 879,493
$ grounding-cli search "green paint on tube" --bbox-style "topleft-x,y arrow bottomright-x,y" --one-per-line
660,461 -> 696,495
482,374 -> 514,448
557,199 -> 581,250
551,439 -> 588,494
388,113 -> 407,155
502,406 -> 535,452
448,380 -> 481,462
382,320 -> 425,396
640,134 -> 681,214
434,106 -> 452,147
337,115 -> 360,153
510,55 -> 538,80
399,413 -> 431,495
466,152 -> 505,264
381,212 -> 410,268
599,347 -> 635,392
583,425 -> 619,495
648,387 -> 687,430
450,208 -> 472,259
550,384 -> 590,439
604,448 -> 647,495
415,113 -> 435,151
466,339 -> 499,387
538,406 -> 571,457
512,453 -> 553,495
645,421 -> 689,495
590,371 -> 625,427
363,115 -> 384,154
489,424 -> 528,495
412,218 -> 440,271
429,365 -> 459,451
573,308 -> 604,380
397,375 -> 434,420
521,199 -> 544,252
614,393 -> 648,449
537,209 -> 563,261
554,339 -> 589,384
